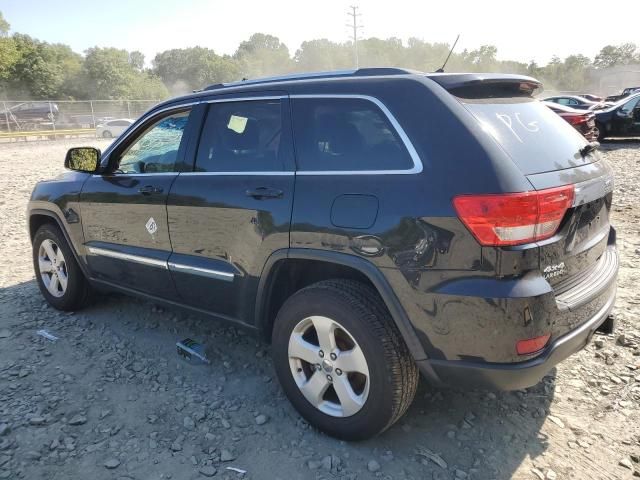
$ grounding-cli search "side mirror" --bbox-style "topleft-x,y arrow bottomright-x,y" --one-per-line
65,147 -> 101,173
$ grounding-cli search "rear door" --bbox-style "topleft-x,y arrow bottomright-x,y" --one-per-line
80,107 -> 194,299
166,94 -> 295,324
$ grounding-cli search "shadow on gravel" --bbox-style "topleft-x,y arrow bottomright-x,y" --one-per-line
599,138 -> 640,150
0,280 -> 556,479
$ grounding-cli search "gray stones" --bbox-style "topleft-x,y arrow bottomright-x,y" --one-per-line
68,414 -> 87,426
199,465 -> 217,477
104,458 -> 121,469
367,460 -> 381,472
255,414 -> 268,426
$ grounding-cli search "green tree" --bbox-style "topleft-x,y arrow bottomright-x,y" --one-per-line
4,34 -> 82,98
404,38 -> 451,71
0,11 -> 9,37
594,43 -> 638,68
153,47 -> 239,93
234,33 -> 293,78
357,37 -> 405,67
0,37 -> 18,83
81,47 -> 167,99
294,39 -> 351,72
129,51 -> 145,71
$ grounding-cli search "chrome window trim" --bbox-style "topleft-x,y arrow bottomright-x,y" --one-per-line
167,262 -> 235,282
92,172 -> 178,178
204,95 -> 286,104
86,246 -> 168,269
180,171 -> 294,177
290,94 -> 424,175
102,94 -> 423,177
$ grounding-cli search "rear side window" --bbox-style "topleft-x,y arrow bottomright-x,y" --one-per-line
461,98 -> 591,175
195,100 -> 284,172
291,97 -> 413,172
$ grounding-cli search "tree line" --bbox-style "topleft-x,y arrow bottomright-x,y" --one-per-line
1,11 -> 639,101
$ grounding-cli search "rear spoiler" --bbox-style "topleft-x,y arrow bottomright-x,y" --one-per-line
426,73 -> 543,99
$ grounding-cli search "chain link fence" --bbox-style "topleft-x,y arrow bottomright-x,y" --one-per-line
0,100 -> 160,142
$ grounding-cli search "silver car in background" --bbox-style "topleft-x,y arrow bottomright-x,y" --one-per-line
96,118 -> 134,138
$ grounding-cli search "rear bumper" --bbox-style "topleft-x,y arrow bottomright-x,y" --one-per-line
417,285 -> 616,390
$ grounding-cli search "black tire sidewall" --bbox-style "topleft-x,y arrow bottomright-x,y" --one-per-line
272,285 -> 398,440
32,224 -> 87,311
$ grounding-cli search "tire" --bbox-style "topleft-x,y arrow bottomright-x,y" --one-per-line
272,279 -> 419,440
597,124 -> 606,142
32,223 -> 91,311
102,130 -> 113,138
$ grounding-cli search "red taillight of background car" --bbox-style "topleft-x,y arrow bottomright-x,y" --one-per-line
452,185 -> 575,246
560,114 -> 588,125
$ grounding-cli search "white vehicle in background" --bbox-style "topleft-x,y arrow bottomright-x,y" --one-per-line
96,118 -> 134,138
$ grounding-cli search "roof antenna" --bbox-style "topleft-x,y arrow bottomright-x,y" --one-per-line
435,34 -> 460,73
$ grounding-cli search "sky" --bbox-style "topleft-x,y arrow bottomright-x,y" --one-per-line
2,0 -> 639,66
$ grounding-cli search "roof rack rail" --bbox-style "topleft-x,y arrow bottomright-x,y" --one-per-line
204,67 -> 418,91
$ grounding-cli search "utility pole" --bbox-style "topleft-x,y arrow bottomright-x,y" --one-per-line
346,5 -> 363,69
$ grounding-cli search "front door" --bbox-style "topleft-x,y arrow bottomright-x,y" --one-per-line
613,95 -> 640,136
80,108 -> 194,298
167,95 -> 295,324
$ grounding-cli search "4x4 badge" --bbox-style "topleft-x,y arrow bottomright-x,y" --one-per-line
145,217 -> 158,235
543,262 -> 566,280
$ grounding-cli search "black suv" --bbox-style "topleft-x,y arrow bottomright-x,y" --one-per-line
28,68 -> 618,440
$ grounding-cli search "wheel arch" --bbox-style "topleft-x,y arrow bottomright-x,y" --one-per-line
29,209 -> 90,278
255,248 -> 428,362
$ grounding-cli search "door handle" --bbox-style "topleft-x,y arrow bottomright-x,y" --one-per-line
138,185 -> 164,195
245,187 -> 283,199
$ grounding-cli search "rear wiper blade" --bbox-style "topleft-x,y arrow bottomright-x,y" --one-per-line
579,141 -> 599,157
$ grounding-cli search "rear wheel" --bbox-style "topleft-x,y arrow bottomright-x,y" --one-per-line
32,224 -> 91,311
102,130 -> 113,138
272,279 -> 418,440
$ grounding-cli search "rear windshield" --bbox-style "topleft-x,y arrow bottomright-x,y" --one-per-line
460,98 -> 593,175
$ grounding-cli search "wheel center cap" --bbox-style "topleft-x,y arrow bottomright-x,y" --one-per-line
321,359 -> 333,373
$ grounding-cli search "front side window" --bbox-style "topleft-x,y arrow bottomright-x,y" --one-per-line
291,97 -> 413,171
117,110 -> 190,174
621,96 -> 640,113
195,100 -> 283,172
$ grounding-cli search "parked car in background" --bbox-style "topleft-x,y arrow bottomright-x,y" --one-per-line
605,87 -> 640,103
544,95 -> 604,110
543,101 -> 598,141
0,102 -> 59,123
96,118 -> 134,138
578,94 -> 603,103
595,92 -> 640,140
28,69 -> 618,440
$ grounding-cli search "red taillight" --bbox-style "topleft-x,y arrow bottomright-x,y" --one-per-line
453,185 -> 574,246
561,114 -> 588,125
516,333 -> 551,355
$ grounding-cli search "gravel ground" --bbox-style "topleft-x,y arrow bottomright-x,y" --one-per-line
0,139 -> 638,480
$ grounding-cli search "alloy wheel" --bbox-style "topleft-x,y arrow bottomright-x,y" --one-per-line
38,239 -> 68,298
288,315 -> 370,417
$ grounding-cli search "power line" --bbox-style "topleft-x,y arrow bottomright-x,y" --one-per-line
346,5 -> 363,69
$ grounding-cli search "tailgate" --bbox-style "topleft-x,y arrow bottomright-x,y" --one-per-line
527,160 -> 615,303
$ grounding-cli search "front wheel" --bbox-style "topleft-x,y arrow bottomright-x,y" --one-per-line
102,130 -> 113,138
32,224 -> 91,311
272,279 -> 419,440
